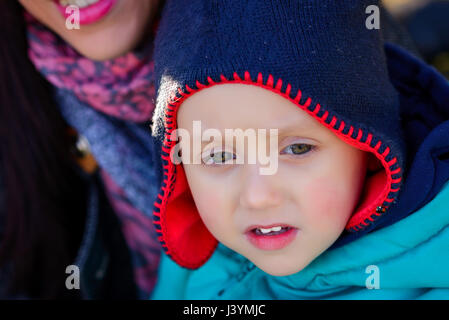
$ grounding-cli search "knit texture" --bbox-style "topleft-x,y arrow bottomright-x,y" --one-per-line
152,0 -> 406,269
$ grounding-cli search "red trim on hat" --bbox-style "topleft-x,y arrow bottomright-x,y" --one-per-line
153,71 -> 403,269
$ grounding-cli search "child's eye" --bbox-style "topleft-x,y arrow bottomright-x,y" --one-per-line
202,150 -> 236,165
280,143 -> 314,156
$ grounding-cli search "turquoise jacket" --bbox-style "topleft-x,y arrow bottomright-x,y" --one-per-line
151,181 -> 449,300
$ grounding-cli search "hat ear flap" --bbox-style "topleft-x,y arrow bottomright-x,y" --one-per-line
367,153 -> 384,172
163,164 -> 218,268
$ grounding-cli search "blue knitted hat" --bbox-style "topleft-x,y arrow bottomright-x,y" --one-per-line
152,0 -> 405,269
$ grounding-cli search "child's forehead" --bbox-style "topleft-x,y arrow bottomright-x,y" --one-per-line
177,84 -> 325,133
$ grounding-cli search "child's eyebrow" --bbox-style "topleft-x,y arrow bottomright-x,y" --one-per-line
196,125 -> 318,148
273,120 -> 319,136
197,116 -> 317,133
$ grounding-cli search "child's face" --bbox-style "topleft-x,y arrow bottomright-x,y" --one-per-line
177,84 -> 367,276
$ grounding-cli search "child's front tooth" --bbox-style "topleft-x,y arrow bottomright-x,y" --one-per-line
271,226 -> 282,232
259,228 -> 272,234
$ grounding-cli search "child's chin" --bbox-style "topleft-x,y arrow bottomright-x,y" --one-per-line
255,260 -> 310,277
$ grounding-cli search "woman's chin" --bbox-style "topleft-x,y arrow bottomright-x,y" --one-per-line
63,34 -> 139,61
20,0 -> 157,61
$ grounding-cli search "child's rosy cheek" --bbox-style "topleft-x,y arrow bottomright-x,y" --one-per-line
304,177 -> 352,226
196,188 -> 226,217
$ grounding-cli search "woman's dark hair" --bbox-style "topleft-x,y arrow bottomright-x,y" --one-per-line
0,0 -> 86,298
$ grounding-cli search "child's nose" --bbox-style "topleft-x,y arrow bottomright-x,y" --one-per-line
239,165 -> 282,210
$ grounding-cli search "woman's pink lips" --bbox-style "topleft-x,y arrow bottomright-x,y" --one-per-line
245,225 -> 298,251
54,0 -> 117,25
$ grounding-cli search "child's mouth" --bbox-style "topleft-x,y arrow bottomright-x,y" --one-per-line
253,226 -> 291,236
245,224 -> 298,251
